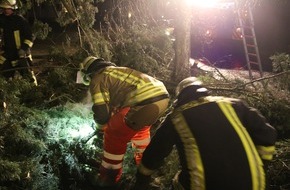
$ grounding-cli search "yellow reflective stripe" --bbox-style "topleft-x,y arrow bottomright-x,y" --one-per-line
135,81 -> 165,94
0,55 -> 6,64
138,162 -> 155,176
104,69 -> 145,86
92,92 -> 109,104
256,146 -> 275,160
14,30 -> 21,49
103,150 -> 124,161
101,160 -> 122,170
176,99 -> 209,112
104,69 -> 168,105
171,112 -> 205,190
218,102 -> 265,190
24,39 -> 33,47
133,86 -> 166,100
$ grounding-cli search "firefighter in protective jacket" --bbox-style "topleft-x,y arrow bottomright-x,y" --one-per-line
133,77 -> 277,190
77,56 -> 170,188
0,0 -> 36,84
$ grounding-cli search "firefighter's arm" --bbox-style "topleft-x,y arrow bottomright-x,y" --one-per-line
20,16 -> 34,51
237,101 -> 277,162
90,83 -> 110,128
133,118 -> 176,189
247,108 -> 277,162
92,104 -> 110,128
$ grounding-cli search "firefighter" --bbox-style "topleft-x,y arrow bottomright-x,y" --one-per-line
133,77 -> 277,190
0,0 -> 37,85
77,56 -> 170,188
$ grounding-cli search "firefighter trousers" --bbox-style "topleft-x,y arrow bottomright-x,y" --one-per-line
98,107 -> 151,187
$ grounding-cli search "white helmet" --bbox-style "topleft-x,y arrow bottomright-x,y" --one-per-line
175,77 -> 208,97
0,0 -> 17,9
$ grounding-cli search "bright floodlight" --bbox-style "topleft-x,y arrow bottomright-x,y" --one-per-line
186,0 -> 221,8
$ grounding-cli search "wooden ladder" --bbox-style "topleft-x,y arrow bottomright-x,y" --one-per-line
237,6 -> 263,79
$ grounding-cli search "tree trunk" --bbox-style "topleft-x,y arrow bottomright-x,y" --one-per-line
173,1 -> 191,82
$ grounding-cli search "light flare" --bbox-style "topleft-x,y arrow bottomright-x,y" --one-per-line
185,0 -> 221,8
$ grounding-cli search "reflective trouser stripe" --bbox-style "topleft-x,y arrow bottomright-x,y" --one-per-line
131,126 -> 151,164
101,160 -> 122,170
131,138 -> 150,147
100,107 -> 138,184
103,150 -> 124,161
131,127 -> 150,153
218,102 -> 265,190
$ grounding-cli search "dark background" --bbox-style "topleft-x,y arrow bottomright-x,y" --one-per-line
191,0 -> 290,71
29,1 -> 290,72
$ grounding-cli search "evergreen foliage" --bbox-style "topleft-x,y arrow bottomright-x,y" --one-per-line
0,0 -> 289,189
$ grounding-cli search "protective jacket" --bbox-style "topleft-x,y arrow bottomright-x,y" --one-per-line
138,95 -> 277,190
0,13 -> 34,62
90,66 -> 169,125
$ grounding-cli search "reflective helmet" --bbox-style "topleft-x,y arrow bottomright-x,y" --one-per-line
77,56 -> 116,85
175,77 -> 208,97
0,0 -> 17,9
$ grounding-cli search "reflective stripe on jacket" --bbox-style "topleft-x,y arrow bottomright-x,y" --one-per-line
139,96 -> 277,190
90,66 -> 169,125
0,13 -> 34,61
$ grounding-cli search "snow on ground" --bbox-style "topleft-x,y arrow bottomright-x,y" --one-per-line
190,58 -> 272,82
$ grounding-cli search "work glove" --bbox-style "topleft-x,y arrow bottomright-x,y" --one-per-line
18,49 -> 26,58
95,123 -> 105,150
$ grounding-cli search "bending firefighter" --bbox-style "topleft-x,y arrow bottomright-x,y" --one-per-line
133,77 -> 277,190
0,0 -> 36,85
77,56 -> 170,188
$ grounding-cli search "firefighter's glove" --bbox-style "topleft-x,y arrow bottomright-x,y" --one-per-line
95,124 -> 105,149
18,49 -> 26,58
131,170 -> 151,190
95,127 -> 104,139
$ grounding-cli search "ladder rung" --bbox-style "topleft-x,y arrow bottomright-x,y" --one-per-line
248,53 -> 257,56
249,61 -> 259,65
246,44 -> 256,48
244,35 -> 254,38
